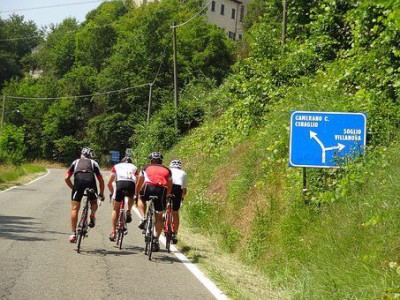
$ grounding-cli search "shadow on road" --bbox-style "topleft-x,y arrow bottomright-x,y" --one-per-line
0,214 -> 63,242
79,245 -> 143,256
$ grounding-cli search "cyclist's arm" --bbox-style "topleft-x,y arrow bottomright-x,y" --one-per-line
65,171 -> 74,190
166,177 -> 172,196
136,174 -> 144,199
97,174 -> 105,196
107,173 -> 116,195
182,172 -> 188,197
182,188 -> 187,198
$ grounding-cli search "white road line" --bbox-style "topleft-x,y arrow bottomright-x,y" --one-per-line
0,169 -> 51,193
132,206 -> 228,300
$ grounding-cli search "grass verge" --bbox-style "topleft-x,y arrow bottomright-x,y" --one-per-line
0,163 -> 47,190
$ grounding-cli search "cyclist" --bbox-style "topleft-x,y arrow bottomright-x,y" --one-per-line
169,159 -> 188,244
107,156 -> 139,241
65,147 -> 105,243
136,152 -> 172,252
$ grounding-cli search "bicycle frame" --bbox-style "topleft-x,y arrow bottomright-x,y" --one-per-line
116,196 -> 127,250
163,196 -> 175,253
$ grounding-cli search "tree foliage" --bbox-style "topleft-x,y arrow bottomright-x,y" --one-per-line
1,0 -> 234,162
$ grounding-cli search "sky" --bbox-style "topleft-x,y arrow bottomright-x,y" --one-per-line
0,0 -> 106,28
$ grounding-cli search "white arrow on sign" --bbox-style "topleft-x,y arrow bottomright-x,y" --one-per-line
310,131 -> 345,163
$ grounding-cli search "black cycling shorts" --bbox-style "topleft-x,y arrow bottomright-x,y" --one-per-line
115,181 -> 136,202
170,184 -> 183,211
140,184 -> 167,212
72,179 -> 97,202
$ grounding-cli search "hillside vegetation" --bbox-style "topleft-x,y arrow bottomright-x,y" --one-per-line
165,0 -> 400,298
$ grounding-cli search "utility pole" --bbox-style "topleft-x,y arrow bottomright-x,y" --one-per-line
281,0 -> 288,45
147,83 -> 153,124
172,23 -> 178,131
1,95 -> 5,134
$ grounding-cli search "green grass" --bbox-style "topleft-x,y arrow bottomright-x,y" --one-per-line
0,164 -> 46,186
165,59 -> 400,297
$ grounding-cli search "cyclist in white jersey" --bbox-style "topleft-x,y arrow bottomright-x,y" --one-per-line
107,156 -> 138,241
169,159 -> 188,244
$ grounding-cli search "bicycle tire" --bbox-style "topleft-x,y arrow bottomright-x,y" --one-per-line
118,229 -> 124,250
144,212 -> 152,255
77,229 -> 83,253
77,203 -> 88,253
116,209 -> 125,249
148,229 -> 153,261
165,210 -> 172,253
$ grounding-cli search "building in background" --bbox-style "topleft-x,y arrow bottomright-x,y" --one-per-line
207,0 -> 249,40
132,0 -> 249,41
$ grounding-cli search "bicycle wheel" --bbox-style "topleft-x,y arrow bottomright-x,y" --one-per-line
165,210 -> 172,253
148,229 -> 154,261
116,211 -> 125,249
77,209 -> 87,253
76,227 -> 83,253
145,214 -> 153,258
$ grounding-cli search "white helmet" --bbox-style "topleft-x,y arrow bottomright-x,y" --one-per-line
169,159 -> 182,169
81,147 -> 93,159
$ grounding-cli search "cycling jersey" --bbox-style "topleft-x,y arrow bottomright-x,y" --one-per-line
170,168 -> 188,211
170,168 -> 188,188
67,158 -> 102,181
110,162 -> 139,182
141,164 -> 171,187
67,158 -> 103,202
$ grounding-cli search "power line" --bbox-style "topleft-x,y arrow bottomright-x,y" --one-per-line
171,0 -> 213,29
0,20 -> 118,42
5,84 -> 149,100
0,0 -> 107,13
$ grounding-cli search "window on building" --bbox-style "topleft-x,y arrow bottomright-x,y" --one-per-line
211,1 -> 215,12
240,5 -> 244,22
220,4 -> 225,15
228,31 -> 235,40
231,8 -> 236,19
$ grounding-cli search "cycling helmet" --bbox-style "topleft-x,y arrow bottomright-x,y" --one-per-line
81,147 -> 93,159
148,152 -> 163,161
169,159 -> 182,169
121,156 -> 132,163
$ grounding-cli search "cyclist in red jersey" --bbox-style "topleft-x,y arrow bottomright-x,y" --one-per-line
136,152 -> 172,252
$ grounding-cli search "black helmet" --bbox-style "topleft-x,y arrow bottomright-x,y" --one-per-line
121,156 -> 132,163
148,152 -> 163,161
81,147 -> 93,159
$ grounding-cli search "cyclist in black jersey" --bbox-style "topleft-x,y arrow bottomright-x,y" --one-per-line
65,147 -> 105,243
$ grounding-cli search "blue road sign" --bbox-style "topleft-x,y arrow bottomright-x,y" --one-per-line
110,150 -> 120,164
289,111 -> 367,168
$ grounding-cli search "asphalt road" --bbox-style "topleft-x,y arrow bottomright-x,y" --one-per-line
0,169 -> 218,299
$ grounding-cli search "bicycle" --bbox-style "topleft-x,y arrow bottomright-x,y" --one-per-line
144,195 -> 157,260
163,194 -> 175,253
76,188 -> 98,253
115,192 -> 129,250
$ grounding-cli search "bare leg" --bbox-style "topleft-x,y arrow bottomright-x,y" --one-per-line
154,212 -> 164,238
71,201 -> 80,232
127,196 -> 134,214
90,201 -> 98,215
138,198 -> 146,218
111,200 -> 119,233
172,211 -> 180,233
